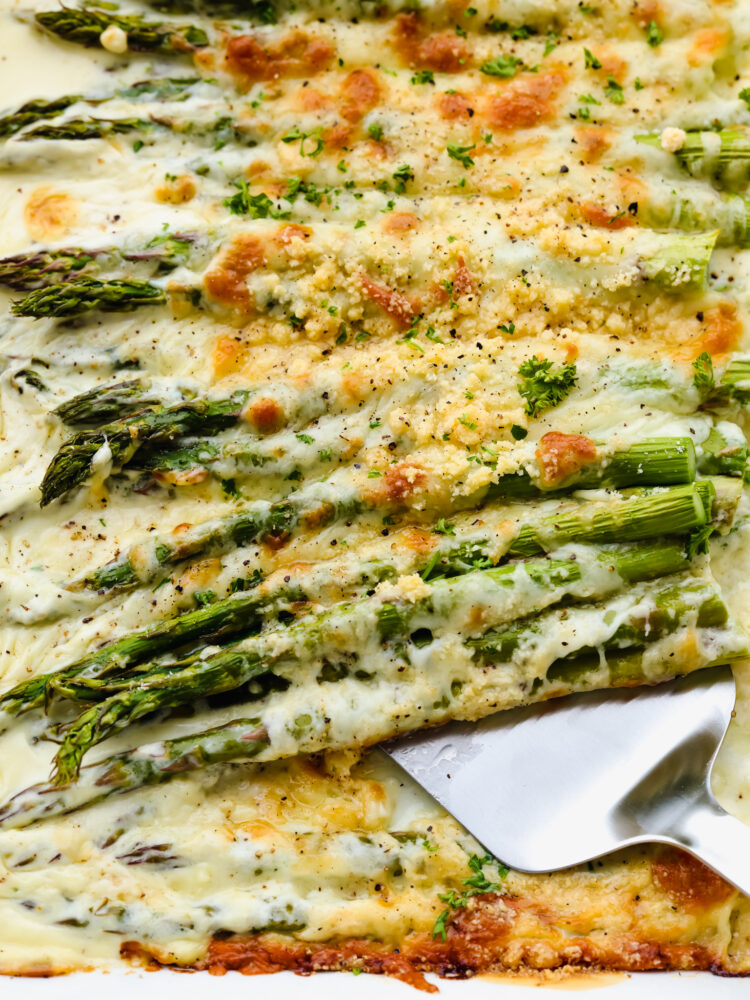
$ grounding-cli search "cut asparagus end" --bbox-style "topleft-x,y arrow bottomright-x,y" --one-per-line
639,231 -> 719,294
12,279 -> 167,318
697,426 -> 749,478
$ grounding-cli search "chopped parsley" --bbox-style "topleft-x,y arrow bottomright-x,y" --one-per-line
432,853 -> 509,941
367,122 -> 383,141
281,126 -> 325,157
223,182 -> 289,219
543,30 -> 559,56
646,20 -> 664,46
604,76 -> 624,104
740,87 -> 750,109
220,477 -> 241,499
480,53 -> 522,78
411,69 -> 435,85
583,47 -> 602,70
686,524 -> 713,559
510,424 -> 528,440
517,355 -> 578,417
433,518 -> 455,535
447,142 -> 476,168
392,164 -> 415,193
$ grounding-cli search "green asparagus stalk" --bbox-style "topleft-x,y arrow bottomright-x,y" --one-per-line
0,717 -> 270,830
642,191 -> 750,248
0,96 -> 83,137
49,544 -> 703,782
147,0 -> 276,21
12,279 -> 166,319
470,578 -> 732,670
53,647 -> 267,783
0,234 -> 200,291
75,479 -> 710,596
55,380 -> 158,426
0,577 -> 290,718
19,117 -> 153,141
0,249 -> 100,290
707,358 -> 750,407
498,481 -> 711,562
639,231 -> 718,293
488,436 -> 696,499
40,390 -> 250,506
636,129 -> 750,190
34,8 -> 209,53
697,425 -> 748,478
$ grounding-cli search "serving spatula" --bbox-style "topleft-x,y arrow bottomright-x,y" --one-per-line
383,665 -> 750,893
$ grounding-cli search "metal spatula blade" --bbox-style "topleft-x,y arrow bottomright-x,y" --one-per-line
383,666 -> 750,894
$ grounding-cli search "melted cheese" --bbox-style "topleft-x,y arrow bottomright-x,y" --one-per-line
0,0 -> 750,981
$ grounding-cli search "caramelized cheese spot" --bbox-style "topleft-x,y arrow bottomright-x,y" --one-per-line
536,432 -> 598,488
244,396 -> 284,433
575,125 -> 614,163
382,461 -> 427,503
360,273 -> 417,328
392,12 -> 470,72
225,31 -> 333,85
652,848 -> 735,911
339,69 -> 382,123
24,187 -> 78,242
579,203 -> 634,229
155,175 -> 196,204
382,212 -> 419,235
204,234 -> 265,309
484,70 -> 567,131
437,92 -> 475,120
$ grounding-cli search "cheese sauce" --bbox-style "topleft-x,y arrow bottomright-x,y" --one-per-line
0,0 -> 749,980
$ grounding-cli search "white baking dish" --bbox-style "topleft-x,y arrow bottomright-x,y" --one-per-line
3,969 -> 749,997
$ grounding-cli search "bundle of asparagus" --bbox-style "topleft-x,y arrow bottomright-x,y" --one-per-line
0,554 -> 745,827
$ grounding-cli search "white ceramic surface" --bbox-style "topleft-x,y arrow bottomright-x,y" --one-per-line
2,969 -> 749,997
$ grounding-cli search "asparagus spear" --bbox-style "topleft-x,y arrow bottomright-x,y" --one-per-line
0,79 -> 204,143
471,578 -> 730,668
637,129 -> 750,190
0,718 -> 270,830
34,8 -> 209,53
12,279 -> 166,319
0,234 -> 200,291
147,0 -> 276,20
643,190 -> 750,248
40,391 -> 250,506
19,117 -> 153,141
0,577 -> 288,718
53,647 -> 267,783
48,544 -> 705,782
0,249 -> 100,290
639,231 -> 718,293
3,534 -> 694,723
697,425 -> 748,478
55,380 -> 159,426
705,359 -> 750,408
0,96 -> 83,137
74,478 -> 710,596
488,436 -> 696,499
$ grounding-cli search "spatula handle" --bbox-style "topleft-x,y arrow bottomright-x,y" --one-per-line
670,797 -> 750,896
